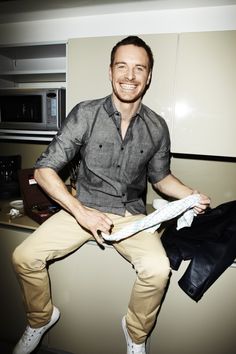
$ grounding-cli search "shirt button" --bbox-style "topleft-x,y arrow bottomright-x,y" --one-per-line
99,144 -> 102,148
117,165 -> 120,168
121,147 -> 124,151
122,193 -> 125,197
140,150 -> 144,153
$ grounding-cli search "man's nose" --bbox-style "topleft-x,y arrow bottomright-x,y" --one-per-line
125,68 -> 135,80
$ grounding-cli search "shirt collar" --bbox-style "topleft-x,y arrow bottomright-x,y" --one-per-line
103,95 -> 117,116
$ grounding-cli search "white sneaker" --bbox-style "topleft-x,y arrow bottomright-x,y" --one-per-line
122,316 -> 146,354
13,306 -> 60,354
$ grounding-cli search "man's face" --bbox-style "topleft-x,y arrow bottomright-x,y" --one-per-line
109,44 -> 151,104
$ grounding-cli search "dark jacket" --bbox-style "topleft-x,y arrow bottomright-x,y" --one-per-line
161,200 -> 236,302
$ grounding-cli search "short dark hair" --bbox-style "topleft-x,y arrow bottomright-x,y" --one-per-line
110,35 -> 154,72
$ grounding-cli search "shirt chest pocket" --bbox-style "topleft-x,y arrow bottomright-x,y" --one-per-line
126,143 -> 153,173
85,141 -> 114,169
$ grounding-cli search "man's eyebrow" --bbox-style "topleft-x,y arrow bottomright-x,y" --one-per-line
114,61 -> 147,68
114,61 -> 126,65
136,64 -> 148,68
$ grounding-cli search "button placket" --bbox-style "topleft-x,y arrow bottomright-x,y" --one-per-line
117,142 -> 125,168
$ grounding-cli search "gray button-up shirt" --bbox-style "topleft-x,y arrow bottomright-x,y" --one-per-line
35,95 -> 171,215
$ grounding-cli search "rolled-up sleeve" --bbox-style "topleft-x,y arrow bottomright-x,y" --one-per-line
147,120 -> 171,184
34,104 -> 87,172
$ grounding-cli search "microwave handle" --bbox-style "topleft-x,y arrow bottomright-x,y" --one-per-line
0,129 -> 57,142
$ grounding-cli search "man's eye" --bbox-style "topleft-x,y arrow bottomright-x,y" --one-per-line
117,65 -> 126,70
136,66 -> 144,72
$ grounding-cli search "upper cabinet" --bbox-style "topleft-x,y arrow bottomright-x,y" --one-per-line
67,31 -> 236,158
2,31 -> 234,155
0,43 -> 66,87
172,31 -> 236,158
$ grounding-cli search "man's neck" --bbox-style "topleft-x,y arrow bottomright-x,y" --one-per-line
112,94 -> 141,122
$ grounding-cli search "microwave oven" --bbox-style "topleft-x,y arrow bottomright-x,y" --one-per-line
0,88 -> 65,134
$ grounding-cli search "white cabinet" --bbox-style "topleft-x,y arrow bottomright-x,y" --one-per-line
172,30 -> 236,157
67,32 -> 236,158
1,224 -> 236,354
0,226 -> 31,343
0,43 -> 66,87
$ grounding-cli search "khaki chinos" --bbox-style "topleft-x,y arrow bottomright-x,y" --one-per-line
12,209 -> 170,344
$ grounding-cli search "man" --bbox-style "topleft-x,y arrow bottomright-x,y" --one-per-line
12,36 -> 210,354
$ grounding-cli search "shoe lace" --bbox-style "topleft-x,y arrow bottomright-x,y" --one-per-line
130,342 -> 146,354
21,326 -> 42,344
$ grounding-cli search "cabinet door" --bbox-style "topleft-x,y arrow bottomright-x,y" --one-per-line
172,30 -> 236,157
67,34 -> 178,132
0,227 -> 30,343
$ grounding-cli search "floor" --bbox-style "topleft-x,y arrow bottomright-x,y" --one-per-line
0,342 -> 73,354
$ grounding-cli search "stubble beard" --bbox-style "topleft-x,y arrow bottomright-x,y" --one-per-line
112,83 -> 146,104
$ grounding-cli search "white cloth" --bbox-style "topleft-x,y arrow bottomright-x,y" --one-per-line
102,194 -> 201,242
8,208 -> 22,218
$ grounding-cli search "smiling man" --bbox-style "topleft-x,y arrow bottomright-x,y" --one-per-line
12,36 -> 210,354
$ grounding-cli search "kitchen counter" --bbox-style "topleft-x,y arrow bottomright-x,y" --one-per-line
1,198 -> 236,354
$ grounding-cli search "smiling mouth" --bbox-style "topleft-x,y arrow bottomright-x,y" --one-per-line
120,83 -> 137,91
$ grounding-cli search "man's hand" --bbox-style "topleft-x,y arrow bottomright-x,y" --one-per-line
154,174 -> 211,215
192,190 -> 211,215
74,206 -> 113,246
34,168 -> 113,246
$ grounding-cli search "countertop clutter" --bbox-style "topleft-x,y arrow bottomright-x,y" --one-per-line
0,199 -> 39,230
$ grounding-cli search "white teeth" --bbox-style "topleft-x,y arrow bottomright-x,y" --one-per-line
120,84 -> 136,90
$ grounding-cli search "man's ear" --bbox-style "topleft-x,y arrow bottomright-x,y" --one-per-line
147,70 -> 152,86
109,66 -> 112,82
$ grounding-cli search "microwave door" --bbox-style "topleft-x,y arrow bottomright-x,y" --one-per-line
0,94 -> 47,130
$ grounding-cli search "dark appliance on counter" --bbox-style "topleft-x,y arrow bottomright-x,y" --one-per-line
18,168 -> 60,224
0,155 -> 21,199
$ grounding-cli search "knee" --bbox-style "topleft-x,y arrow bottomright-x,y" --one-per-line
12,243 -> 43,273
12,244 -> 27,271
136,255 -> 171,285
